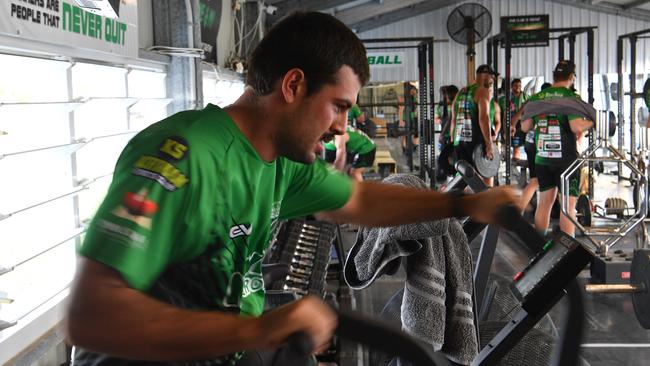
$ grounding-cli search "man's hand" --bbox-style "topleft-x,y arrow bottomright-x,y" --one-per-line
256,296 -> 337,354
463,186 -> 519,224
484,143 -> 494,160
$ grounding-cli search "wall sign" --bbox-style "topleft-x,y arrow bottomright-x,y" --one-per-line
0,0 -> 138,58
367,51 -> 405,68
500,15 -> 549,48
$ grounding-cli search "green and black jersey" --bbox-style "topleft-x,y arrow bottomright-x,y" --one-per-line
348,104 -> 362,123
75,104 -> 352,366
530,87 -> 583,166
452,84 -> 495,147
324,126 -> 375,154
498,93 -> 528,120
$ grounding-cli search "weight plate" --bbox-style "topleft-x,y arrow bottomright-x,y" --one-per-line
631,249 -> 650,329
639,107 -> 649,127
610,82 -> 619,102
473,142 -> 500,178
609,111 -> 617,137
577,194 -> 592,227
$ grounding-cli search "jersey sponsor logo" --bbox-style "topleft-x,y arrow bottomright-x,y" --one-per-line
97,219 -> 147,248
133,155 -> 189,191
158,136 -> 189,161
111,190 -> 158,229
222,251 -> 265,308
229,223 -> 253,238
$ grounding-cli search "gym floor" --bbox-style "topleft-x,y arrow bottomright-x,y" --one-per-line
344,136 -> 650,366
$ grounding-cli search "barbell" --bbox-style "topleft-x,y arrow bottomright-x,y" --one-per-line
585,248 -> 650,329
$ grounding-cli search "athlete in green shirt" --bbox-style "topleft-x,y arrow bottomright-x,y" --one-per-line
324,124 -> 376,181
450,64 -> 498,185
398,85 -> 420,152
499,78 -> 529,160
347,104 -> 365,125
66,11 -> 517,366
521,60 -> 594,237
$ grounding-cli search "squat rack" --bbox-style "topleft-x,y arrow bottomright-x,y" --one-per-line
616,28 -> 650,182
360,37 -> 447,188
486,27 -> 596,194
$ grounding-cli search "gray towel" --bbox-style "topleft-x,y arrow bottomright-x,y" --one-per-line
343,174 -> 478,365
521,97 -> 597,123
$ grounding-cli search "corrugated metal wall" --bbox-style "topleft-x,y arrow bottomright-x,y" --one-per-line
359,0 -> 650,97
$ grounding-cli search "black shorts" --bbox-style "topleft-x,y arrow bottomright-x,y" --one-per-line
453,144 -> 476,169
536,164 -> 579,197
324,148 -> 376,168
524,143 -> 536,178
512,130 -> 526,148
351,148 -> 376,168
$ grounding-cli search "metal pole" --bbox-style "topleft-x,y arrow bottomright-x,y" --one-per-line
588,29 -> 595,198
493,38 -> 500,167
558,35 -> 565,61
630,37 -> 637,160
617,38 -> 625,179
418,42 -> 427,180
428,39 -> 436,188
404,82 -> 414,172
569,35 -> 576,62
505,34 -> 512,185
486,37 -> 493,66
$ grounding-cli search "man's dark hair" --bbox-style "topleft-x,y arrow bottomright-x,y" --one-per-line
511,78 -> 522,86
446,85 -> 459,101
247,11 -> 370,96
541,82 -> 552,90
553,60 -> 576,82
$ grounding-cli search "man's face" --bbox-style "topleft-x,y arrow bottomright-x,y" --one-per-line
512,81 -> 522,95
277,66 -> 361,164
477,72 -> 494,88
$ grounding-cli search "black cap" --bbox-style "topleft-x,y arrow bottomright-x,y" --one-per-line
554,60 -> 576,77
476,64 -> 496,75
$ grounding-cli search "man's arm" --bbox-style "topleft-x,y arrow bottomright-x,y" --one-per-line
493,101 -> 501,140
333,134 -> 348,171
521,118 -> 534,133
356,112 -> 366,124
568,117 -> 594,134
511,103 -> 526,136
476,87 -> 494,158
319,180 -> 517,226
447,94 -> 459,144
66,258 -> 336,361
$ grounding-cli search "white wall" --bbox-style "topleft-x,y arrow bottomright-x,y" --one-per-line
137,0 -> 154,49
359,0 -> 650,96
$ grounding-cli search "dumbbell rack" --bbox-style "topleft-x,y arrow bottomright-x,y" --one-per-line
265,219 -> 338,298
561,110 -> 648,253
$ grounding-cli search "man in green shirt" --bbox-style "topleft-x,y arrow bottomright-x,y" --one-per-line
398,84 -> 420,153
521,60 -> 594,237
450,64 -> 498,185
324,124 -> 376,181
348,104 -> 365,125
66,11 -> 517,366
500,78 -> 529,160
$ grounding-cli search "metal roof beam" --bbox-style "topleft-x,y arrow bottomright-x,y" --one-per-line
349,0 -> 461,33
